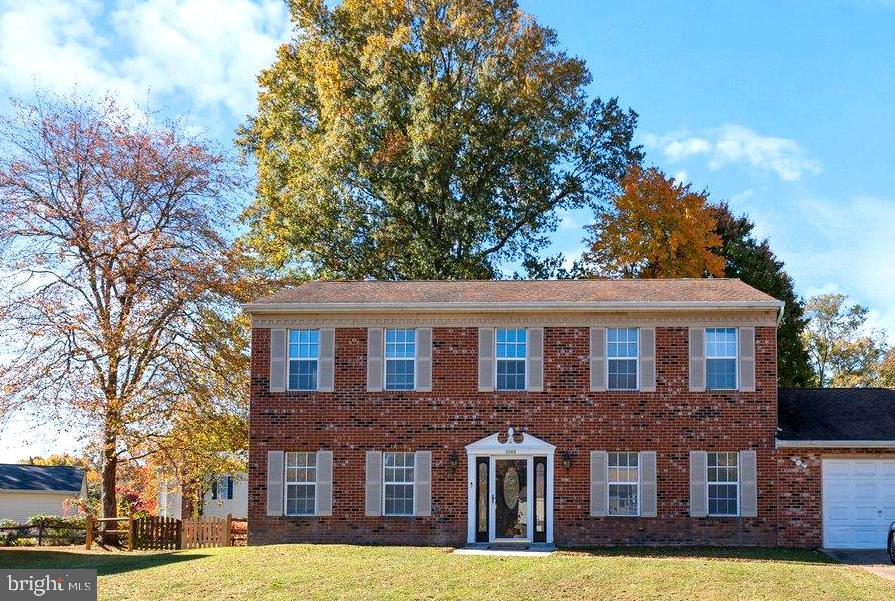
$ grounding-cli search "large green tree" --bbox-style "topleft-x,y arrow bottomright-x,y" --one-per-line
239,0 -> 641,279
711,203 -> 813,388
802,293 -> 888,387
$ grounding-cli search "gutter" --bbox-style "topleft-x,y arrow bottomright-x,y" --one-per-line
242,300 -> 785,315
776,439 -> 895,449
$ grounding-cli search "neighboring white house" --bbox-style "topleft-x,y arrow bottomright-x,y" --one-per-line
203,474 -> 248,519
157,473 -> 247,520
0,464 -> 86,524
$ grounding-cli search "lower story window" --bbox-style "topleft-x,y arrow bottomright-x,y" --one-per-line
285,452 -> 316,516
707,452 -> 739,516
383,452 -> 415,516
608,451 -> 639,516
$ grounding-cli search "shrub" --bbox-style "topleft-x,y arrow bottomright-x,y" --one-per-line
0,518 -> 22,546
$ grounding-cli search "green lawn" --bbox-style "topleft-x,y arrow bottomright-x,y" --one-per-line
1,544 -> 893,601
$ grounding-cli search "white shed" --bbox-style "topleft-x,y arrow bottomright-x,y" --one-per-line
0,464 -> 86,524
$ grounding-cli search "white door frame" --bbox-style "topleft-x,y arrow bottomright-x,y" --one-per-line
465,428 -> 555,544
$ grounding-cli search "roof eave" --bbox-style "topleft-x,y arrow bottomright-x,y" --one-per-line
775,439 -> 895,449
242,300 -> 784,315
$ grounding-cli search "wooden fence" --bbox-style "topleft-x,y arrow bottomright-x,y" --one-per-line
86,514 -> 236,551
0,520 -> 86,546
181,515 -> 230,549
133,516 -> 181,550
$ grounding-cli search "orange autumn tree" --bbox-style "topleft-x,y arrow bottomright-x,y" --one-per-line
581,165 -> 725,278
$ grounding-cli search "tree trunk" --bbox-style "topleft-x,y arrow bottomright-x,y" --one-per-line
100,428 -> 118,545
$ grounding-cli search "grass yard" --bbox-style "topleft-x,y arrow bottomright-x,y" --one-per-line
1,544 -> 894,601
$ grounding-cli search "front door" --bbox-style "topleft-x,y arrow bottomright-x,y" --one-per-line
493,458 -> 530,541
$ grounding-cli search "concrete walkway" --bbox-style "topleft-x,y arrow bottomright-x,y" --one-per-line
824,549 -> 895,582
453,543 -> 555,557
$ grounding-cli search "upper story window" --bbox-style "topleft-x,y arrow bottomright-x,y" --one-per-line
608,451 -> 639,516
285,452 -> 316,516
607,328 -> 638,390
288,329 -> 319,390
707,452 -> 738,516
705,328 -> 737,390
385,329 -> 416,390
496,328 -> 526,390
383,451 -> 415,516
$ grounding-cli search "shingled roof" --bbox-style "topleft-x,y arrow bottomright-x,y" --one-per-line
0,464 -> 85,493
777,388 -> 895,445
245,279 -> 782,310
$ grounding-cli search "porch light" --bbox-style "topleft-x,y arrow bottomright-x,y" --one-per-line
562,450 -> 572,470
449,450 -> 459,470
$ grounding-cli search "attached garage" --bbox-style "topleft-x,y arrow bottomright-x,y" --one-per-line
822,458 -> 895,549
777,388 -> 895,549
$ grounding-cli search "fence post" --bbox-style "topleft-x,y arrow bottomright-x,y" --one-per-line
37,521 -> 44,547
226,514 -> 232,547
175,519 -> 182,550
127,512 -> 134,552
85,515 -> 94,550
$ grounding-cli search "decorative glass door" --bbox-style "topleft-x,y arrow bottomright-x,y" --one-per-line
493,458 -> 529,540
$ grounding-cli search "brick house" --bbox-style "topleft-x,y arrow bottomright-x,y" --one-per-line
244,279 -> 895,549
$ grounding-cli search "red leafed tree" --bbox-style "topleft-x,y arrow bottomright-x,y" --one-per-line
0,94 -> 245,528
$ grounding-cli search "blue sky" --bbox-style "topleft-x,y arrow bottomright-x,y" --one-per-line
0,0 -> 893,460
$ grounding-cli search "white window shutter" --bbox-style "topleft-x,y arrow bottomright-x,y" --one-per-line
365,451 -> 382,516
738,327 -> 756,392
315,450 -> 333,517
640,327 -> 656,392
739,450 -> 758,517
688,328 -> 706,392
416,328 -> 433,392
266,451 -> 284,517
478,328 -> 495,392
269,329 -> 287,393
640,451 -> 657,517
590,450 -> 608,517
590,327 -> 607,392
367,328 -> 384,392
689,450 -> 707,517
318,328 -> 335,392
414,450 -> 432,517
527,327 -> 544,392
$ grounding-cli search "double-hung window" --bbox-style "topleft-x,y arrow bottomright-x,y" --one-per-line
705,328 -> 737,390
607,328 -> 638,390
707,452 -> 738,516
385,329 -> 416,390
608,452 -> 639,516
285,452 -> 316,516
383,452 -> 414,516
496,328 -> 526,390
288,329 -> 319,391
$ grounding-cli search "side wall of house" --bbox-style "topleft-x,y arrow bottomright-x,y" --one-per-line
0,492 -> 76,523
248,321 -> 778,547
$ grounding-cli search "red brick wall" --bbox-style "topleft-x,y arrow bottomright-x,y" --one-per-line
249,325 -> 779,546
777,448 -> 895,547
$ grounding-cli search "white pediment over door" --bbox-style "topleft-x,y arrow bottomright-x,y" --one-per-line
465,427 -> 556,455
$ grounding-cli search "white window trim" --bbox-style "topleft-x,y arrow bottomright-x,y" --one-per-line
494,327 -> 528,391
706,451 -> 739,517
384,328 -> 417,391
287,329 -> 320,392
705,327 -> 738,391
284,451 -> 317,517
606,327 -> 640,391
382,451 -> 415,517
607,451 -> 640,517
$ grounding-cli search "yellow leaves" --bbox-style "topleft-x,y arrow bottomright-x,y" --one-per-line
584,165 -> 725,279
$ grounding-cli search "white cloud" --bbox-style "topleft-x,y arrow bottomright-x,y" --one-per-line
762,195 -> 895,343
0,0 -> 289,118
643,124 -> 821,182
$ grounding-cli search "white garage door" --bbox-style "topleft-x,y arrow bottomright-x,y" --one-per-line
823,459 -> 895,549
